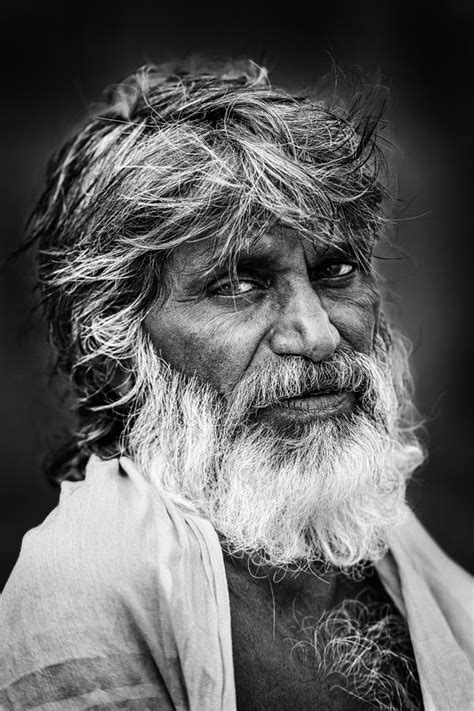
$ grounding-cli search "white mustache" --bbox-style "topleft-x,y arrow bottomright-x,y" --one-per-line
225,348 -> 388,421
127,328 -> 424,569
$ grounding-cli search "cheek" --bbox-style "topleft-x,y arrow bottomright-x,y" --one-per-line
323,285 -> 380,354
144,306 -> 266,395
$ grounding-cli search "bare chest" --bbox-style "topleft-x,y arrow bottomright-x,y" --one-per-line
224,556 -> 422,711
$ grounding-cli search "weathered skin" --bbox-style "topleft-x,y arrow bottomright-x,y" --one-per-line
144,228 -> 380,403
144,228 -> 421,708
225,553 -> 398,710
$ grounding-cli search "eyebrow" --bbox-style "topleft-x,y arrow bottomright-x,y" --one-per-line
177,231 -> 374,288
179,241 -> 281,278
179,254 -> 276,294
227,253 -> 281,271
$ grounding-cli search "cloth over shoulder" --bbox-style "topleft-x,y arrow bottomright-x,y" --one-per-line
376,509 -> 474,711
0,455 -> 235,710
1,455 -> 473,710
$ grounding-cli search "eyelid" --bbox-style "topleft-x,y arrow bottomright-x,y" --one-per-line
207,275 -> 265,297
315,261 -> 358,278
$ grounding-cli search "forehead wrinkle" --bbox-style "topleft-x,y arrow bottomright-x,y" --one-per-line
163,231 -> 272,285
163,237 -> 223,286
164,222 -> 376,290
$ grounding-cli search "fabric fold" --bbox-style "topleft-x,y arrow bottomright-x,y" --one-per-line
1,456 -> 472,710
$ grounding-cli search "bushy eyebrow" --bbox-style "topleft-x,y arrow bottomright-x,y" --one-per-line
226,253 -> 282,272
212,234 -> 359,271
177,254 -> 276,294
322,233 -> 376,271
172,229 -> 375,293
170,238 -> 280,283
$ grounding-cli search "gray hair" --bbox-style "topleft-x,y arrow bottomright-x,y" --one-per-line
29,59 -> 392,482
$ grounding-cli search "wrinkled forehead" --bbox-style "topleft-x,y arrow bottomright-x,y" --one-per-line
164,223 -> 376,281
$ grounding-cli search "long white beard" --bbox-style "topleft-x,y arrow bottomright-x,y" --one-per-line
127,332 -> 425,570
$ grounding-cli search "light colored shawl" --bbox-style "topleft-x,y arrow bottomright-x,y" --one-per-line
1,455 -> 472,709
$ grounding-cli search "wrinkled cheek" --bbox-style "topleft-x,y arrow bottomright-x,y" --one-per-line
145,323 -> 249,396
328,295 -> 380,355
178,335 -> 236,392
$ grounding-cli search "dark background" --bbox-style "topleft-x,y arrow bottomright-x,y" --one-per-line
1,1 -> 473,588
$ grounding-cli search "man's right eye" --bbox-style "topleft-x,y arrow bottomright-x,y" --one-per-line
208,279 -> 260,297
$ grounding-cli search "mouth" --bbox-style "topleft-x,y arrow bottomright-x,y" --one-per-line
255,389 -> 356,423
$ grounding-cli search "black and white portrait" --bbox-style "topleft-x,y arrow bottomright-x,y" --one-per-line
1,3 -> 473,709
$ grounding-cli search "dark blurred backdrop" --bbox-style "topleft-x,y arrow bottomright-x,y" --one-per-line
1,0 -> 473,588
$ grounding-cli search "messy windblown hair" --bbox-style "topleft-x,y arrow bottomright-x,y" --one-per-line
29,59 -> 393,483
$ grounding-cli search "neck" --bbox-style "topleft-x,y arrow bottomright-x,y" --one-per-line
223,548 -> 366,617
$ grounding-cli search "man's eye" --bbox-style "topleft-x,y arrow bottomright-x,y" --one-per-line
210,279 -> 259,297
319,262 -> 356,279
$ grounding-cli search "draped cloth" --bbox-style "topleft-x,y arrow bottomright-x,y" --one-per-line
1,455 -> 473,710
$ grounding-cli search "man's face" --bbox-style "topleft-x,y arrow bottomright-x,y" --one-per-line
133,228 -> 421,569
145,228 -> 380,416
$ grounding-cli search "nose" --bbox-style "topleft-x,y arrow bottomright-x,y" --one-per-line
269,283 -> 340,362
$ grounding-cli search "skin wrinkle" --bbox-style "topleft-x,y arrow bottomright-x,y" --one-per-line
128,320 -> 424,570
224,554 -> 420,710
133,213 -> 422,711
145,228 -> 379,398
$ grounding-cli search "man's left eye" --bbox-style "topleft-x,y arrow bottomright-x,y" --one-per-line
319,263 -> 356,279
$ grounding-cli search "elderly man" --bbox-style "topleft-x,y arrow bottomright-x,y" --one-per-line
0,61 -> 472,710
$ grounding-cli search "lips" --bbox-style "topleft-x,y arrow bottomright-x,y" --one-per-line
278,390 -> 355,414
253,389 -> 356,422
